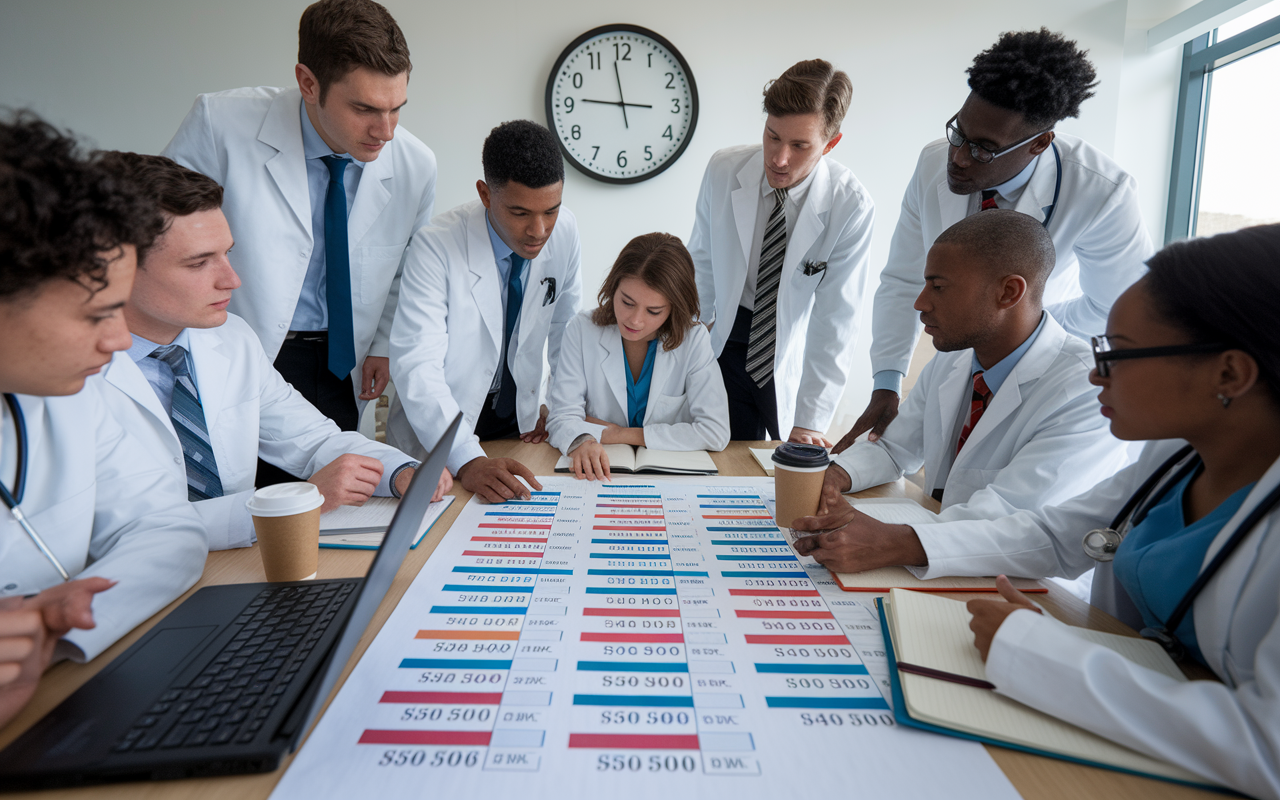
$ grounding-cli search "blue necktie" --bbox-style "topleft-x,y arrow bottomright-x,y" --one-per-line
149,344 -> 224,501
322,155 -> 356,379
494,255 -> 526,419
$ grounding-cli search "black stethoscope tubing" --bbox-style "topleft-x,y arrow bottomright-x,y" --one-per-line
1,393 -> 27,508
1040,141 -> 1062,231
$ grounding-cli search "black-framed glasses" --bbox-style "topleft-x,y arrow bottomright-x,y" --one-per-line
1091,335 -> 1230,377
945,114 -> 1052,164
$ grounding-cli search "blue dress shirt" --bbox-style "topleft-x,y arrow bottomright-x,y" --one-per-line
290,101 -> 365,332
1114,468 -> 1255,666
625,339 -> 660,428
970,311 -> 1048,394
486,213 -> 529,394
128,331 -> 198,415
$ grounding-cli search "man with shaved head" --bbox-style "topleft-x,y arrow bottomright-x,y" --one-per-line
791,210 -> 1130,582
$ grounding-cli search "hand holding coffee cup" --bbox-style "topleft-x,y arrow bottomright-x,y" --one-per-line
771,443 -> 830,544
246,483 -> 325,582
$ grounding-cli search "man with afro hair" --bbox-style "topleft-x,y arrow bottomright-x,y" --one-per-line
387,120 -> 582,503
842,29 -> 1153,450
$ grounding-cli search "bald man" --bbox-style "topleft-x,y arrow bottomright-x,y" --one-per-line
793,210 -> 1130,579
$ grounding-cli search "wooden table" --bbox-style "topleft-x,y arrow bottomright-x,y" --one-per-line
0,441 -> 1218,800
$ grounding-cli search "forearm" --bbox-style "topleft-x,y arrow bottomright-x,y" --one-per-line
602,426 -> 644,446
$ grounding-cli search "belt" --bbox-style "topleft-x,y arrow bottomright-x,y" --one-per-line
285,330 -> 329,342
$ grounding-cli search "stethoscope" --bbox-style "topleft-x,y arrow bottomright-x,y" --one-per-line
1040,142 -> 1062,230
2,393 -> 71,581
1082,444 -> 1280,659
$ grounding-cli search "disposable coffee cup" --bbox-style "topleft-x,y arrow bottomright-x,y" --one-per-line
246,483 -> 325,582
771,443 -> 830,538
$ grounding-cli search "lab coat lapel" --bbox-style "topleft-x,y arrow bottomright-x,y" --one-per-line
517,254 -> 548,354
103,352 -> 173,435
258,90 -> 312,239
348,144 -> 393,246
598,326 -> 628,416
1012,150 -> 1056,225
189,327 -> 231,432
643,341 -> 675,425
929,354 -> 973,480
936,178 -> 969,231
779,160 -> 830,330
731,156 -> 762,266
466,206 -> 503,354
955,374 -> 1019,466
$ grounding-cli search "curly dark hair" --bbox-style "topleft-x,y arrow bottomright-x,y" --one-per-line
482,120 -> 564,190
966,29 -> 1099,128
0,111 -> 163,299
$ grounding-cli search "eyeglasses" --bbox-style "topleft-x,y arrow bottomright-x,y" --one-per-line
945,114 -> 1052,164
1090,335 -> 1230,378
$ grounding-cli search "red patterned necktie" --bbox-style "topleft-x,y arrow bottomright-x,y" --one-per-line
956,371 -> 993,455
980,189 -> 999,211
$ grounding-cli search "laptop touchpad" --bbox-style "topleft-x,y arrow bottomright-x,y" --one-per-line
119,625 -> 220,676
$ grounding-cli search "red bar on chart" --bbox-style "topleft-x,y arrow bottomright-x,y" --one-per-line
728,589 -> 821,597
567,733 -> 700,750
734,610 -> 834,619
580,632 -> 685,643
359,730 -> 493,746
743,635 -> 850,645
415,630 -> 522,640
379,691 -> 504,704
583,608 -> 681,618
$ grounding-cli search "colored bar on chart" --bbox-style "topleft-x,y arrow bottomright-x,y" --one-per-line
728,589 -> 819,597
440,585 -> 534,593
379,691 -> 503,704
572,695 -> 694,707
743,635 -> 850,645
702,515 -> 773,520
484,512 -> 556,517
471,536 -> 548,542
711,541 -> 786,547
589,553 -> 670,559
576,661 -> 688,672
452,567 -> 572,575
594,515 -> 664,520
753,664 -> 868,675
593,526 -> 666,532
598,494 -> 661,499
399,659 -> 514,669
461,551 -> 544,558
714,555 -> 798,561
580,632 -> 684,643
591,538 -> 668,545
720,571 -> 809,579
597,504 -> 663,508
584,587 -> 677,595
706,526 -> 779,532
568,733 -> 700,750
359,730 -> 493,746
697,495 -> 762,499
588,569 -> 673,576
763,697 -> 890,710
429,606 -> 527,615
477,524 -> 552,530
672,571 -> 710,577
735,610 -> 833,619
416,630 -> 522,641
583,608 -> 681,617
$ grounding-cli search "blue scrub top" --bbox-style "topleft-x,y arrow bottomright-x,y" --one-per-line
624,338 -> 659,428
1113,468 -> 1255,665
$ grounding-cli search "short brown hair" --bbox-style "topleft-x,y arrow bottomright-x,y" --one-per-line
298,0 -> 412,103
762,59 -> 851,140
94,152 -> 223,264
593,233 -> 700,351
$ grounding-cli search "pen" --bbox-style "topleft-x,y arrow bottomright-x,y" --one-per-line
0,483 -> 71,582
896,660 -> 995,690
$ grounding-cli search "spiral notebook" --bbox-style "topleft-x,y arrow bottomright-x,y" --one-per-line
319,496 -> 454,550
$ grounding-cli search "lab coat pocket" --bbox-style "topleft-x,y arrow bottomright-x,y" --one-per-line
648,392 -> 691,424
787,263 -> 825,300
356,244 -> 407,305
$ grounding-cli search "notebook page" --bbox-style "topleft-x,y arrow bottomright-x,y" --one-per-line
834,568 -> 1044,592
889,589 -> 1208,784
634,447 -> 717,473
555,444 -> 638,472
750,448 -> 775,476
849,497 -> 941,525
320,496 -> 398,533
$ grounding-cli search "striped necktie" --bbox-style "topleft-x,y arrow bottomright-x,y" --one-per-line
955,371 -> 993,455
149,344 -> 224,501
746,187 -> 788,387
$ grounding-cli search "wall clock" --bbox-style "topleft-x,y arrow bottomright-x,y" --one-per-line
545,24 -> 699,184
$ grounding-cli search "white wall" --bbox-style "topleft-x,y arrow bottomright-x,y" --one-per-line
0,0 -> 1195,434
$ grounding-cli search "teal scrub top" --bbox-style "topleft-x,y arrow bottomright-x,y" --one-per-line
625,338 -> 659,428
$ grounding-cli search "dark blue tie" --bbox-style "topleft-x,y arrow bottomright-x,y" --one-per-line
494,255 -> 526,419
149,344 -> 224,501
322,155 -> 356,379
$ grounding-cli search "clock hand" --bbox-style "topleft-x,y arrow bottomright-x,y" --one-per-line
613,61 -> 629,129
580,99 -> 653,109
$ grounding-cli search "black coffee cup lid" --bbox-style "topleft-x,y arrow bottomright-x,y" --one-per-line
771,443 -> 830,468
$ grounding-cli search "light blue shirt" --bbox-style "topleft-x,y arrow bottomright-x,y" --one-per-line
486,213 -> 529,394
128,330 -> 198,416
290,101 -> 365,331
625,338 -> 660,428
970,311 -> 1048,394
872,155 -> 1043,395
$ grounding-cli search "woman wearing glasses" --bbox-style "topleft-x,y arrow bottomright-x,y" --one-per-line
953,224 -> 1280,798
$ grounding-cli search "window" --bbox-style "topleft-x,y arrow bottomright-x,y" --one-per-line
1166,2 -> 1280,241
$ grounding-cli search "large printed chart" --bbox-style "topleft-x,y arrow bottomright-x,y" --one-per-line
273,479 -> 1021,799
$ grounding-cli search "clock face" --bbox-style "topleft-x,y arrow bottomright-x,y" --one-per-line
546,24 -> 699,184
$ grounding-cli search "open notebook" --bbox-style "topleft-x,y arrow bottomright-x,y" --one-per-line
878,589 -> 1218,789
318,496 -> 454,550
828,498 -> 1045,593
554,444 -> 717,475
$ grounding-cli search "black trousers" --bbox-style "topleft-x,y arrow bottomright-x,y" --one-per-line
256,333 -> 359,487
718,307 -> 781,442
474,390 -> 520,441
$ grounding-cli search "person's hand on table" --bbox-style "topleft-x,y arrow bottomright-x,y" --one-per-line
309,453 -> 383,512
0,578 -> 115,727
788,426 -> 832,448
967,576 -> 1043,661
817,464 -> 852,514
791,504 -> 927,573
457,456 -> 541,503
391,466 -> 453,503
569,438 -> 611,482
520,405 -> 550,444
834,389 -> 900,453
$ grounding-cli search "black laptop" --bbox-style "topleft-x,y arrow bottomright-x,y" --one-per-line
0,415 -> 462,790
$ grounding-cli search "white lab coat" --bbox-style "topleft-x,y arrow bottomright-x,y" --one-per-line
833,314 -> 1131,563
869,134 -> 1154,378
0,382 -> 207,661
386,200 -> 582,474
688,145 -> 875,434
101,314 -> 415,551
934,440 -> 1280,799
162,86 -> 437,375
546,311 -> 730,455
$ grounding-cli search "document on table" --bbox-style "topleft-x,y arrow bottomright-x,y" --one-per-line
319,496 -> 454,550
273,478 -> 1020,800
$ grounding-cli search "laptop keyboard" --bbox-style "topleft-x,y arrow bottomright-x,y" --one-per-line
111,582 -> 357,754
